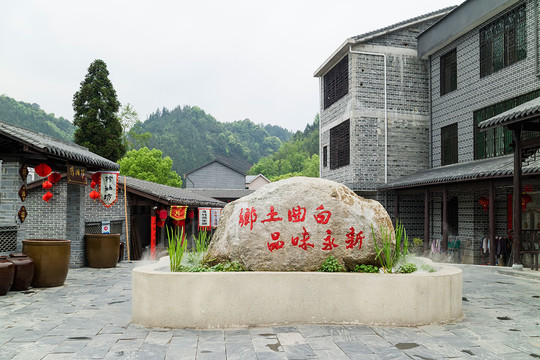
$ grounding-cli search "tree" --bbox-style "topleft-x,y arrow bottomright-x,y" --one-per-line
119,103 -> 151,150
73,59 -> 125,162
118,147 -> 183,187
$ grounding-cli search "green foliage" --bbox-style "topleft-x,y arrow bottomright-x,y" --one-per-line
413,237 -> 423,247
421,264 -> 436,273
371,221 -> 409,274
73,59 -> 126,162
195,230 -> 210,253
179,261 -> 245,272
0,95 -> 74,141
118,147 -> 182,187
354,264 -> 379,273
248,115 -> 320,180
120,104 -> 152,151
397,263 -> 417,274
167,226 -> 187,272
318,255 -> 344,272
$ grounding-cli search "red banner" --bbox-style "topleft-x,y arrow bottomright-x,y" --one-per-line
170,206 -> 187,220
151,216 -> 156,260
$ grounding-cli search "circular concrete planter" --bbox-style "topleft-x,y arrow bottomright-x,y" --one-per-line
22,239 -> 71,287
85,234 -> 120,268
132,257 -> 463,329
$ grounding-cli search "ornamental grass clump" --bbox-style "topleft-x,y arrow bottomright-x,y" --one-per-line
167,226 -> 187,272
371,220 -> 409,274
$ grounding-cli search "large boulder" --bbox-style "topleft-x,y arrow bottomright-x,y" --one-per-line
207,177 -> 394,271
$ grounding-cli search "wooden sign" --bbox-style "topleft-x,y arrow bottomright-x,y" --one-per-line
18,206 -> 27,223
18,185 -> 27,202
67,165 -> 87,185
19,164 -> 28,182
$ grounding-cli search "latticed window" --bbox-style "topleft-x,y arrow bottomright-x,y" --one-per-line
474,89 -> 540,159
480,3 -> 526,78
324,55 -> 349,109
330,120 -> 350,170
441,123 -> 458,166
440,48 -> 457,96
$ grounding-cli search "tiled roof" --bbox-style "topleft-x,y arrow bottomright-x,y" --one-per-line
478,97 -> 540,130
245,174 -> 270,184
380,154 -> 540,190
119,176 -> 225,207
0,120 -> 119,170
189,188 -> 254,200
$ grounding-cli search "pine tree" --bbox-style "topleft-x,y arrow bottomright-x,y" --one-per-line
73,59 -> 125,162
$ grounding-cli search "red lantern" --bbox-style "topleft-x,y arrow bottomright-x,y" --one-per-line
173,219 -> 185,227
48,172 -> 61,184
35,163 -> 52,177
157,219 -> 165,227
91,172 -> 101,184
89,190 -> 100,200
522,193 -> 532,211
90,181 -> 96,188
158,209 -> 168,220
188,210 -> 195,219
42,181 -> 53,190
42,191 -> 53,202
478,197 -> 489,212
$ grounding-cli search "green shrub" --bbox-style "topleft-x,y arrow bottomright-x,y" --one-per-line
413,237 -> 423,247
421,264 -> 436,273
354,264 -> 379,273
371,220 -> 409,273
167,226 -> 187,272
396,263 -> 417,274
318,255 -> 344,272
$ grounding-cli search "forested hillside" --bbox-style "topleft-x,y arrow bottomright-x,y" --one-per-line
131,105 -> 293,175
0,95 -> 75,141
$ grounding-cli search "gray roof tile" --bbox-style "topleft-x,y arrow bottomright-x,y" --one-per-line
478,97 -> 540,130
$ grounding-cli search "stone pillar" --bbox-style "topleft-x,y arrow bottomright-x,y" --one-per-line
66,183 -> 86,267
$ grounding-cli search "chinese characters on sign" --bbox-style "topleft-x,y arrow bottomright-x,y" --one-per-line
99,171 -> 119,207
67,165 -> 87,185
198,208 -> 211,230
238,204 -> 364,252
211,208 -> 222,228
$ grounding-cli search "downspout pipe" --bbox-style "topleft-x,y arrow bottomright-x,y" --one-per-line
349,46 -> 388,183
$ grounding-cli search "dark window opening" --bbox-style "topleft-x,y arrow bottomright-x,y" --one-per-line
330,120 -> 350,170
440,48 -> 457,96
324,55 -> 349,109
441,123 -> 458,166
480,3 -> 526,77
445,197 -> 459,236
323,146 -> 328,167
474,89 -> 540,160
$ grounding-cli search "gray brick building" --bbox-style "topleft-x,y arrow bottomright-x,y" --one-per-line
317,0 -> 540,266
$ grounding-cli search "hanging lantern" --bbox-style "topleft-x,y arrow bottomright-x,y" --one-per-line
478,197 -> 489,212
188,209 -> 195,219
157,219 -> 165,227
35,163 -> 52,177
42,180 -> 53,190
42,191 -> 53,202
48,172 -> 61,184
522,193 -> 532,211
158,209 -> 168,220
91,172 -> 101,184
90,181 -> 96,188
89,190 -> 100,200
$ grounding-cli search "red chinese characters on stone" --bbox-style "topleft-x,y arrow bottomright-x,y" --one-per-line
322,229 -> 338,250
291,227 -> 314,251
313,205 -> 331,224
288,206 -> 306,223
345,227 -> 365,250
261,206 -> 283,223
239,207 -> 257,230
267,232 -> 284,252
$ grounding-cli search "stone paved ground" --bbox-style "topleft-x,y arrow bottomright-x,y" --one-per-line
0,262 -> 539,360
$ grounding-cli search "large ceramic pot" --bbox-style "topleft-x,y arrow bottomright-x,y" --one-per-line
0,256 -> 15,295
22,239 -> 71,287
8,253 -> 35,291
85,234 -> 120,268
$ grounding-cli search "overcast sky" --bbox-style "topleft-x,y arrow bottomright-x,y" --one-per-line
1,0 -> 461,132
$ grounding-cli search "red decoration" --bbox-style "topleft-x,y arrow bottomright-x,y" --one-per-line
42,180 -> 53,190
35,163 -> 52,177
90,181 -> 96,188
91,172 -> 101,184
158,209 -> 168,220
173,219 -> 185,227
170,206 -> 187,220
188,210 -> 195,219
89,190 -> 100,200
522,193 -> 532,211
478,197 -> 489,212
157,219 -> 165,227
48,172 -> 61,184
42,191 -> 53,202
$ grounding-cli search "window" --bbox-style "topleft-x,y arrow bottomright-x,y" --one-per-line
322,146 -> 328,167
440,49 -> 457,96
441,123 -> 458,166
330,120 -> 350,169
474,89 -> 540,159
480,3 -> 526,77
324,55 -> 349,109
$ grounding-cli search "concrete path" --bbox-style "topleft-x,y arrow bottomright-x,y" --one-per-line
0,262 -> 539,359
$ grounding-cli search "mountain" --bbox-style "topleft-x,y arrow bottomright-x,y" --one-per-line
0,95 -> 75,142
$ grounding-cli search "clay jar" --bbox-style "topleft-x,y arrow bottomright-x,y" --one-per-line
85,234 -> 120,268
0,256 -> 15,295
8,253 -> 34,291
22,239 -> 71,287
